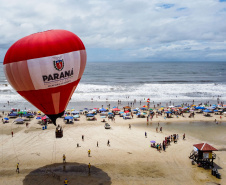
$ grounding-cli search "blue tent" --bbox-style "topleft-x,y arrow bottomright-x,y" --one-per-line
8,113 -> 18,117
203,109 -> 212,113
86,113 -> 95,117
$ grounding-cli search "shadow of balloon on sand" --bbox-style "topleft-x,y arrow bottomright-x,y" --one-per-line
23,162 -> 112,185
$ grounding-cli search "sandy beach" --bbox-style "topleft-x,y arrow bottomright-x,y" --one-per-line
0,109 -> 225,185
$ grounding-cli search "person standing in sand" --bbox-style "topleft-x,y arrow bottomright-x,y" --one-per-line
63,154 -> 66,163
88,149 -> 91,157
16,163 -> 19,173
107,140 -> 110,146
88,163 -> 91,174
11,131 -> 13,137
145,132 -> 147,138
64,178 -> 68,185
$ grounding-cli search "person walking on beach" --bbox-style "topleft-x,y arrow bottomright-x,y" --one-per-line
129,124 -> 131,129
16,163 -> 19,173
97,141 -> 98,147
183,133 -> 185,140
160,127 -> 162,132
107,140 -> 110,146
82,135 -> 84,141
88,149 -> 91,157
12,131 -> 13,137
88,163 -> 91,174
64,178 -> 68,185
63,154 -> 66,163
145,132 -> 147,138
156,127 -> 158,133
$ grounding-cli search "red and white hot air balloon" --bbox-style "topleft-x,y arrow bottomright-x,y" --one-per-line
3,30 -> 86,125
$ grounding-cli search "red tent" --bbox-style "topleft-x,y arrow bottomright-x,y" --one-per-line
193,143 -> 218,151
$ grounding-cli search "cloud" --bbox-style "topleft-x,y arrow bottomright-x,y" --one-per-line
0,0 -> 226,62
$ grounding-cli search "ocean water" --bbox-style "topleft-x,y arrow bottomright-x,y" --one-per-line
0,62 -> 226,110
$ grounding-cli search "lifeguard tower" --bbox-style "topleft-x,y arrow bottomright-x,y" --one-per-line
189,143 -> 217,168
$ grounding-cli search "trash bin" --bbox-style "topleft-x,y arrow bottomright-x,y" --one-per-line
42,126 -> 44,130
45,125 -> 47,129
217,173 -> 221,179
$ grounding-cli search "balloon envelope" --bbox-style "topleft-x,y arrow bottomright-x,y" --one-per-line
3,29 -> 86,125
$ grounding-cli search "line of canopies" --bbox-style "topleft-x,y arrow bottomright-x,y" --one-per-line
156,104 -> 226,114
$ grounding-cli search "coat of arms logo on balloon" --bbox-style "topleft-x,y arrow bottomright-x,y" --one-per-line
53,56 -> 64,71
3,29 -> 87,126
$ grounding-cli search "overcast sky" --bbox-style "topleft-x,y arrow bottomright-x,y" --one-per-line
1,0 -> 226,62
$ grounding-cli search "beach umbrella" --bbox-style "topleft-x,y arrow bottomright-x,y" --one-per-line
23,113 -> 34,117
71,110 -> 79,114
99,108 -> 106,112
195,106 -> 205,110
214,110 -> 218,112
140,107 -> 147,110
166,111 -> 172,114
4,117 -> 9,120
73,115 -> 80,118
41,115 -> 47,120
124,110 -> 129,113
112,106 -> 117,108
101,116 -> 106,118
108,112 -> 113,115
64,116 -> 73,120
150,140 -> 156,143
148,108 -> 153,111
112,108 -> 120,111
36,117 -> 41,119
14,118 -> 24,122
